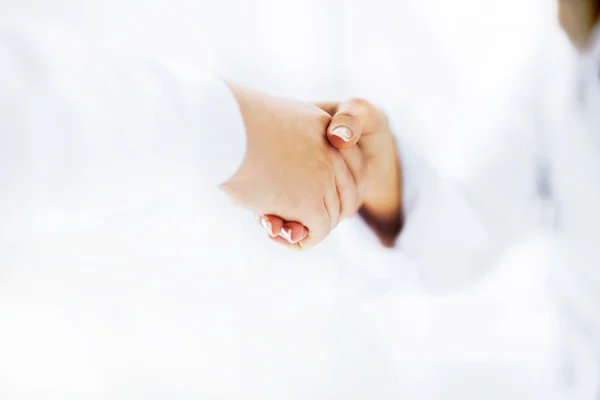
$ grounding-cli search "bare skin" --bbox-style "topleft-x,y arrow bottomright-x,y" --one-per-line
222,85 -> 370,250
319,99 -> 402,248
263,99 -> 402,248
558,0 -> 600,50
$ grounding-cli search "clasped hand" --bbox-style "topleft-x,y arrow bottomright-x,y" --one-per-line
222,85 -> 401,250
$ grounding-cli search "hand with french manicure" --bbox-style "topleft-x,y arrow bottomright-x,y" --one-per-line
258,98 -> 403,249
221,87 -> 370,250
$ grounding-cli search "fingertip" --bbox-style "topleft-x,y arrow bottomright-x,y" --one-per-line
327,126 -> 358,149
331,126 -> 353,142
260,214 -> 283,237
281,222 -> 308,244
329,112 -> 362,148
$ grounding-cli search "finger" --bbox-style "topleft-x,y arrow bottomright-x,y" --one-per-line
329,150 -> 361,220
296,197 -> 335,250
262,218 -> 307,250
262,180 -> 332,251
257,214 -> 284,237
279,222 -> 308,244
339,146 -> 369,210
327,98 -> 383,150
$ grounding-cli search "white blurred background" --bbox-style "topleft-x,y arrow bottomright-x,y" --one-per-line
2,0 -> 554,175
0,1 -> 567,399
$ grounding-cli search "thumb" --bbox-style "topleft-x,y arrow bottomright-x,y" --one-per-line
319,98 -> 382,150
328,120 -> 363,150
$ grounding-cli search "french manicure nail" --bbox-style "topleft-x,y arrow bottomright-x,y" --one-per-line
260,217 -> 275,236
280,227 -> 293,243
331,127 -> 352,142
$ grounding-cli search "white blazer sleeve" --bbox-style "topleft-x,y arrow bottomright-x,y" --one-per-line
0,27 -> 246,239
579,24 -> 600,126
338,66 -> 549,294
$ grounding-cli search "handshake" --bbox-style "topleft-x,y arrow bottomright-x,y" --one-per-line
221,85 -> 403,250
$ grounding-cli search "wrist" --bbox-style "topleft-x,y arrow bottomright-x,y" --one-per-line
360,143 -> 403,246
227,83 -> 265,138
558,0 -> 600,50
224,83 -> 276,180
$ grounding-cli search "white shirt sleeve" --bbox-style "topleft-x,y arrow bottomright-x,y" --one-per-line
338,68 -> 548,294
579,23 -> 600,125
0,26 -> 246,240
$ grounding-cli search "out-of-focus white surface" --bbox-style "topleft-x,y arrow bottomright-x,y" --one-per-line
0,0 -> 568,399
1,0 -> 553,173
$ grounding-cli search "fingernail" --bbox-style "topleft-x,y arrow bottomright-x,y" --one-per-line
259,216 -> 275,236
331,127 -> 352,142
280,227 -> 293,243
